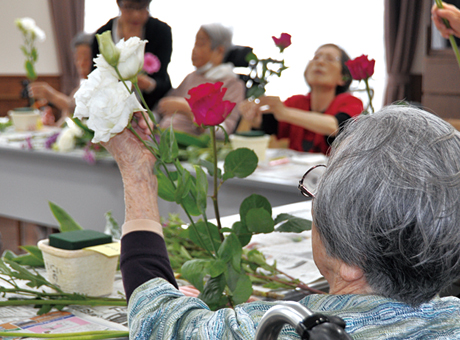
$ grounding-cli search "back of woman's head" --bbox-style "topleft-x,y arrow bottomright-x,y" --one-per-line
313,105 -> 460,306
200,23 -> 233,55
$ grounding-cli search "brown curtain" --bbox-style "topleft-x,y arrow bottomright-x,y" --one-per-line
384,0 -> 422,105
48,0 -> 85,95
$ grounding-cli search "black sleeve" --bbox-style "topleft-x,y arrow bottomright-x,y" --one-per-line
143,17 -> 173,109
325,111 -> 352,147
250,113 -> 278,135
120,231 -> 178,302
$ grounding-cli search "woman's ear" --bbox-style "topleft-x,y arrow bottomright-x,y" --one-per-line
339,262 -> 364,282
211,46 -> 225,65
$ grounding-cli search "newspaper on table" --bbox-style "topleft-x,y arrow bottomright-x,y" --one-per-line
0,271 -> 128,339
0,308 -> 127,340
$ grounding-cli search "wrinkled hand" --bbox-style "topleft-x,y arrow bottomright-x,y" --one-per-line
29,82 -> 53,102
137,74 -> 156,92
258,96 -> 286,120
157,97 -> 190,116
432,2 -> 460,38
238,99 -> 263,128
102,111 -> 155,171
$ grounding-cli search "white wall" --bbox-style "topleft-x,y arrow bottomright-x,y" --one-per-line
86,0 -> 386,110
0,0 -> 59,75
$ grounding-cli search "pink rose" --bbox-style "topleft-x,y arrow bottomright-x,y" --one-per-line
272,33 -> 292,52
186,82 -> 236,126
143,52 -> 161,73
345,55 -> 375,81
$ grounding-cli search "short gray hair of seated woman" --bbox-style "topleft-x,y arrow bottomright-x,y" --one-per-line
313,105 -> 460,306
200,23 -> 233,56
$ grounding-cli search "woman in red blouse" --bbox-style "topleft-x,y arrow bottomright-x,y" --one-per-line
239,44 -> 363,155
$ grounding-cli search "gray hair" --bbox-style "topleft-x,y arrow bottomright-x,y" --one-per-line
200,23 -> 233,55
313,105 -> 460,306
71,32 -> 93,50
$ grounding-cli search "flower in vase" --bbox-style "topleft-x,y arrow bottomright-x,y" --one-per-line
143,52 -> 161,73
15,17 -> 46,82
272,33 -> 292,52
95,32 -> 147,81
74,68 -> 145,143
186,82 -> 236,126
345,55 -> 375,81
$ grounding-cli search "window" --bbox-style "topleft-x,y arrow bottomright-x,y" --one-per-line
85,0 -> 385,110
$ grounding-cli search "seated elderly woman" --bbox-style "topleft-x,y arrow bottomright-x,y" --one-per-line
239,44 -> 363,155
157,23 -> 245,139
105,105 -> 460,339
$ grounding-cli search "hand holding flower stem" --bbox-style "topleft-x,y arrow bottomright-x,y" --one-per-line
435,0 -> 460,70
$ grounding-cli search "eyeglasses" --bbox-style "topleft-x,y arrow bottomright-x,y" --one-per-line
298,164 -> 326,198
311,54 -> 341,63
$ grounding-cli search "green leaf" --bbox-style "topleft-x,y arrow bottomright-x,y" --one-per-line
194,165 -> 208,214
181,192 -> 201,216
232,221 -> 252,247
37,304 -> 52,315
104,211 -> 121,239
274,213 -> 312,233
223,148 -> 258,181
48,202 -> 83,232
199,274 -> 226,308
198,159 -> 221,178
239,194 -> 272,226
24,60 -> 36,81
231,273 -> 253,305
246,208 -> 274,233
245,51 -> 258,62
159,126 -> 178,163
174,169 -> 192,204
188,221 -> 221,253
181,258 -> 224,291
246,86 -> 266,99
175,131 -> 209,148
156,168 -> 176,202
217,233 -> 242,271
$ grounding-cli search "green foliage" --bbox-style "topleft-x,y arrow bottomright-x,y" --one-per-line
104,211 -> 121,239
0,119 -> 12,132
48,201 -> 83,232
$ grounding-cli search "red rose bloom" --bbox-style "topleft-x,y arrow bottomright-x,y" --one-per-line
186,82 -> 236,126
345,55 -> 375,81
272,33 -> 292,52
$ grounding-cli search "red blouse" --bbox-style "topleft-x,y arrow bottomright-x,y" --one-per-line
277,93 -> 363,155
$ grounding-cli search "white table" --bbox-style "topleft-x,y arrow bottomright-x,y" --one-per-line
0,128 -> 327,231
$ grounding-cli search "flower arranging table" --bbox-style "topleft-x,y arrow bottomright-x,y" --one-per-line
0,128 -> 326,231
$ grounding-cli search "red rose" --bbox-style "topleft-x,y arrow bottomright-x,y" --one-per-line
272,33 -> 292,52
186,82 -> 236,126
345,55 -> 375,81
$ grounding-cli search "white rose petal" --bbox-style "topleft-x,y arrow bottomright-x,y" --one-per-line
17,17 -> 46,42
116,37 -> 147,80
56,128 -> 77,152
73,68 -> 145,143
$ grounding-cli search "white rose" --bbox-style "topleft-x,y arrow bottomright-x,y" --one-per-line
56,128 -> 77,152
94,36 -> 147,81
16,17 -> 46,42
74,68 -> 145,143
55,119 -> 84,152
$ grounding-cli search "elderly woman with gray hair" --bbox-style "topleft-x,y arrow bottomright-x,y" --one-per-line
157,23 -> 245,138
104,105 -> 460,339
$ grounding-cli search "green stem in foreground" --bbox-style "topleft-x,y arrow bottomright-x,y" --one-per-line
435,0 -> 460,70
363,78 -> 374,114
210,127 -> 223,239
0,331 -> 129,339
